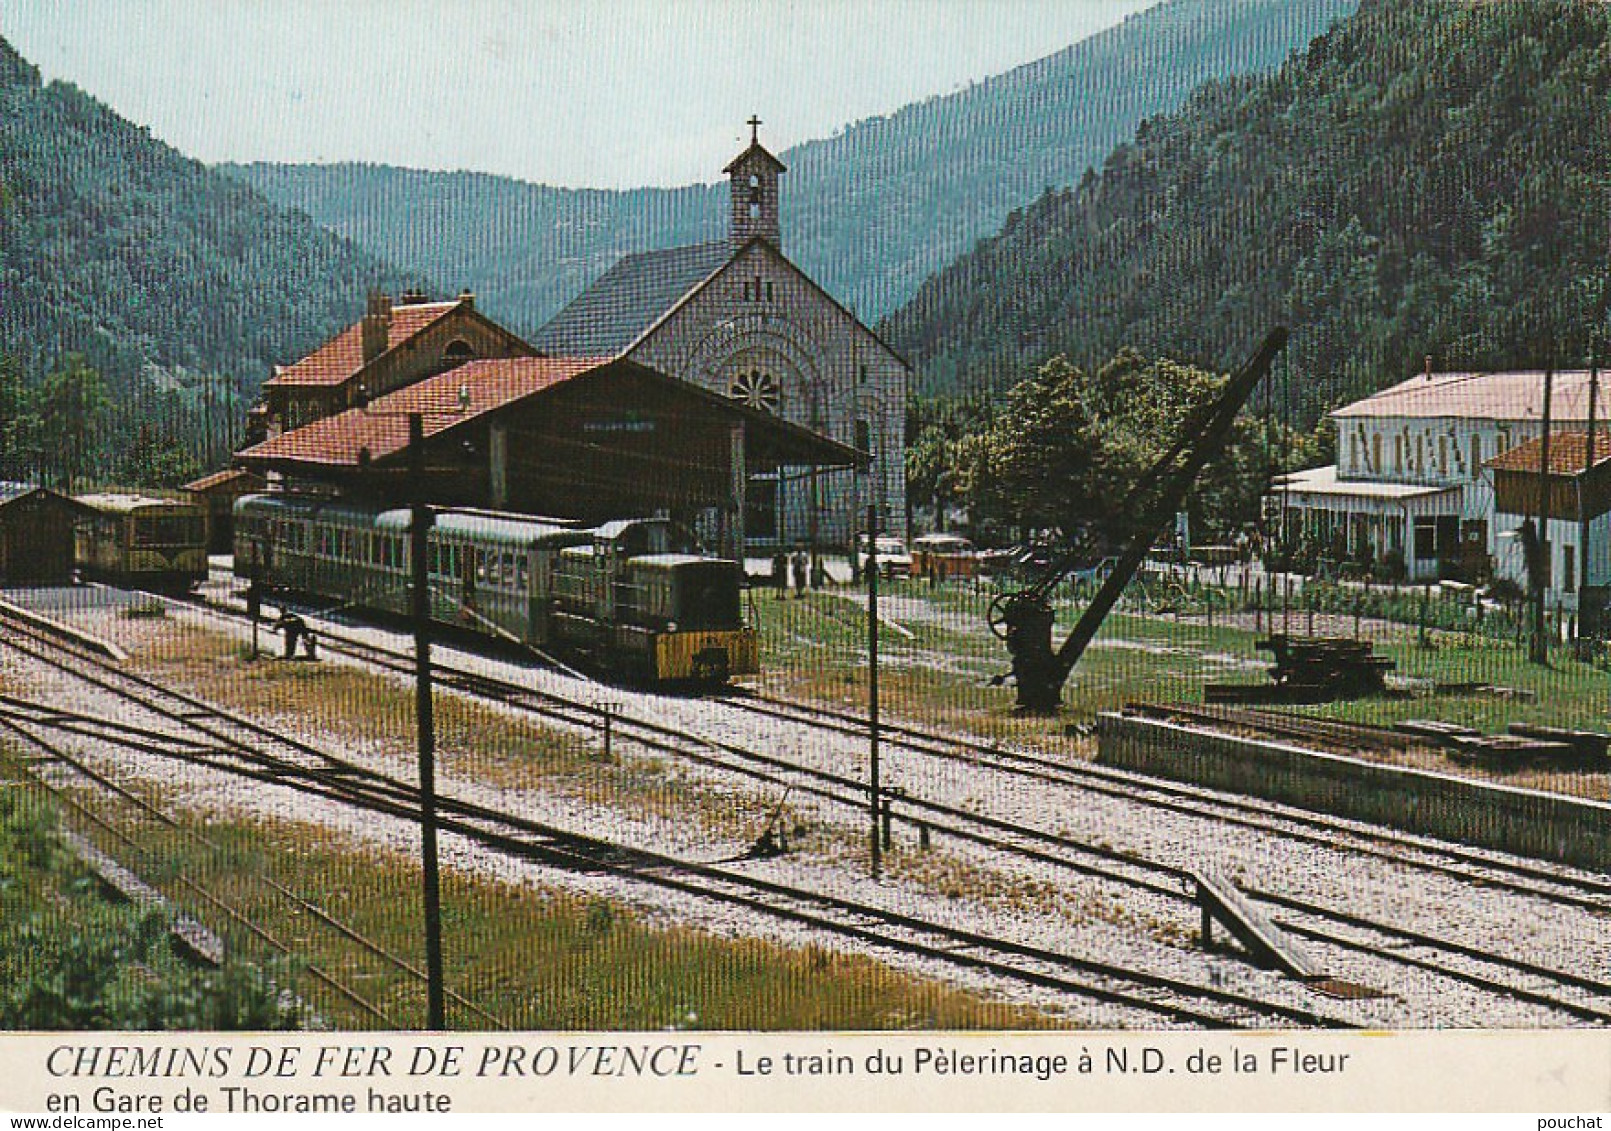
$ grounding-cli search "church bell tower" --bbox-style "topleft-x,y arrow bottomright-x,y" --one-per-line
724,115 -> 786,249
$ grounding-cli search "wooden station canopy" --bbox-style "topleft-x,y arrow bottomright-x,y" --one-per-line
234,356 -> 865,527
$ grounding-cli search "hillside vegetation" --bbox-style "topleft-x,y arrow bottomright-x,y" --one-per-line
0,36 -> 415,483
885,0 -> 1611,413
224,0 -> 1358,331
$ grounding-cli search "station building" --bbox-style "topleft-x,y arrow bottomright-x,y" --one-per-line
235,355 -> 861,561
1273,363 -> 1611,595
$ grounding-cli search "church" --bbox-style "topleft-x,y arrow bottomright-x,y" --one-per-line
533,120 -> 910,549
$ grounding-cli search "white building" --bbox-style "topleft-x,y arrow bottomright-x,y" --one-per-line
1275,364 -> 1610,584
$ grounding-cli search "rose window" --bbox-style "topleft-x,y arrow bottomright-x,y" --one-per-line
728,368 -> 781,414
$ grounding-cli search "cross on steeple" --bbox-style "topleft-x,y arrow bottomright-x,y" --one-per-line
747,114 -> 762,143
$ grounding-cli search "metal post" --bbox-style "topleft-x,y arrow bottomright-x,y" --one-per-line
248,540 -> 261,661
409,414 -> 446,1030
866,503 -> 881,880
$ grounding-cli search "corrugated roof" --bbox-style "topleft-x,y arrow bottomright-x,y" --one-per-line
533,242 -> 732,356
1272,465 -> 1456,500
1485,431 -> 1611,476
1333,369 -> 1611,422
267,301 -> 461,389
238,356 -> 606,469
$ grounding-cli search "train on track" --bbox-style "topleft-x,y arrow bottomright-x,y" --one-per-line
74,493 -> 209,591
232,493 -> 759,684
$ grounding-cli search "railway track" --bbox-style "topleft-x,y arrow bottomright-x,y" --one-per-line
118,589 -> 1611,1024
0,604 -> 1352,1030
728,688 -> 1611,913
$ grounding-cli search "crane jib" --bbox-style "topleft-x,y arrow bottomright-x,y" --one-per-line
1001,327 -> 1289,713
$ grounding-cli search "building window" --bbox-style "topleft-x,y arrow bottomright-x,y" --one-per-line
1371,433 -> 1382,474
1438,435 -> 1448,476
854,419 -> 871,452
1470,433 -> 1482,479
1413,517 -> 1436,560
443,339 -> 475,366
1394,434 -> 1403,473
1564,546 -> 1576,592
728,368 -> 782,414
764,281 -> 774,301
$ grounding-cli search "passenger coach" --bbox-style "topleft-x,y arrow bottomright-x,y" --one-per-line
75,493 -> 208,591
234,494 -> 759,684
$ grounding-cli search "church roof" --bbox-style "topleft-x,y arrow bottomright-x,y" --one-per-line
722,141 -> 786,175
533,241 -> 733,356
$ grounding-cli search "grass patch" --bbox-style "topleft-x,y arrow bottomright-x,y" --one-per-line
82,810 -> 1065,1031
0,759 -> 300,1030
125,622 -> 782,846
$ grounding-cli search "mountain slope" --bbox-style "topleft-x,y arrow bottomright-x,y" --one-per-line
884,0 -> 1611,410
0,35 -> 414,403
223,0 -> 1359,332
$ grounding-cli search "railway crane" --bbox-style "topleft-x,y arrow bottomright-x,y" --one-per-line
989,327 -> 1289,713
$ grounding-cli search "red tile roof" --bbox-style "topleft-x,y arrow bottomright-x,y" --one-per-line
238,356 -> 608,468
266,301 -> 462,389
1484,431 -> 1611,476
181,468 -> 264,494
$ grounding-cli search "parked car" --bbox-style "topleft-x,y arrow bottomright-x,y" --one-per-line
910,533 -> 979,581
857,535 -> 912,578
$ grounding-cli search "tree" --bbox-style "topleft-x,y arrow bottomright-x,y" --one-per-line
962,348 -> 1314,542
119,423 -> 202,489
0,354 -> 37,482
37,354 -> 108,491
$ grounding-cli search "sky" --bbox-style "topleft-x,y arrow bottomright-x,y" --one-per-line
0,0 -> 1159,189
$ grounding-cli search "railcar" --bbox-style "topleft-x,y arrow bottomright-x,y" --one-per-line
233,494 -> 758,684
74,493 -> 209,591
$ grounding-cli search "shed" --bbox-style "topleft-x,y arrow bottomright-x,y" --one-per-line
0,484 -> 85,584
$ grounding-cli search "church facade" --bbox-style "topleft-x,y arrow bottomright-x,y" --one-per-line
535,125 -> 910,549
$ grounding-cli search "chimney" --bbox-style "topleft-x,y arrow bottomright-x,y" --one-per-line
458,288 -> 475,310
361,291 -> 392,365
1424,354 -> 1433,381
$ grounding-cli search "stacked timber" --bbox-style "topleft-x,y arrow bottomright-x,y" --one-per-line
1393,719 -> 1582,770
1205,634 -> 1394,703
1261,635 -> 1395,696
1507,723 -> 1611,769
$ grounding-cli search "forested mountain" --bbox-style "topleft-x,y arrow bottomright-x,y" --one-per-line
0,35 -> 416,484
223,0 -> 1358,332
885,0 -> 1611,415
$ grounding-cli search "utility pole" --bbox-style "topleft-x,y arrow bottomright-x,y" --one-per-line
1530,367 -> 1554,665
409,414 -> 446,1029
866,503 -> 881,880
1580,348 -> 1598,642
